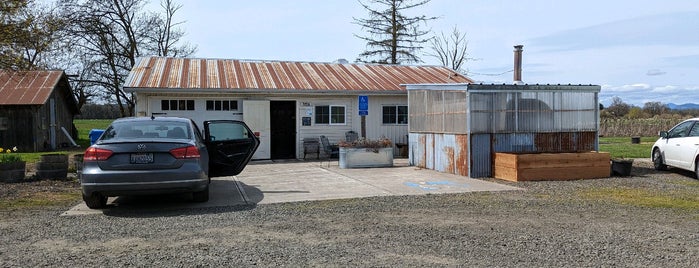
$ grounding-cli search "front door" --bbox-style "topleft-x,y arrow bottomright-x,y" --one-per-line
270,101 -> 296,159
204,120 -> 260,177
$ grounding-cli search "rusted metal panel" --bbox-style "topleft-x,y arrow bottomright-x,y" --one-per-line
408,133 -> 426,168
125,57 -> 471,92
433,134 -> 450,173
454,134 -> 469,176
0,71 -> 63,105
409,133 -> 470,177
533,132 -> 598,153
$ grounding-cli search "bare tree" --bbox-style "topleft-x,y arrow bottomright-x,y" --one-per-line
427,26 -> 474,73
60,0 -> 196,116
353,0 -> 437,64
145,0 -> 196,57
642,101 -> 668,117
606,96 -> 631,118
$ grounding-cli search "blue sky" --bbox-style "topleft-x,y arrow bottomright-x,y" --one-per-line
168,0 -> 699,107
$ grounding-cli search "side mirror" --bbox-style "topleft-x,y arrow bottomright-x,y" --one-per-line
659,131 -> 668,138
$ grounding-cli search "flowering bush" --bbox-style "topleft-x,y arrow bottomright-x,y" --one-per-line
0,146 -> 22,164
338,137 -> 392,152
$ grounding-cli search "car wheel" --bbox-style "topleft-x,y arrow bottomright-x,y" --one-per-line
192,186 -> 209,203
83,193 -> 107,209
652,149 -> 667,171
695,159 -> 699,180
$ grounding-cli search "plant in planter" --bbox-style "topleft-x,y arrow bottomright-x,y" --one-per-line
338,137 -> 393,152
0,146 -> 26,182
338,138 -> 394,168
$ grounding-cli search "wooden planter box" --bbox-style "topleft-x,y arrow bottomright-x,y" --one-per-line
339,147 -> 393,169
494,152 -> 610,181
0,161 -> 26,182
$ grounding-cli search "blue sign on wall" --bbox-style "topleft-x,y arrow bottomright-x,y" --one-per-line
358,95 -> 368,115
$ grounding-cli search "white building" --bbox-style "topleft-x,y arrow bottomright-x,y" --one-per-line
123,56 -> 471,160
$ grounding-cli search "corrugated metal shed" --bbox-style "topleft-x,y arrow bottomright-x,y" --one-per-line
407,83 -> 602,178
124,57 -> 472,92
0,70 -> 64,105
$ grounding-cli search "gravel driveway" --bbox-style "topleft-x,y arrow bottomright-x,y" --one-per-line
1,159 -> 697,267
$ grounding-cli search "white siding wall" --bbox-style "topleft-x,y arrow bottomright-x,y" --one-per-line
364,95 -> 409,156
135,93 -> 408,159
296,96 -> 354,158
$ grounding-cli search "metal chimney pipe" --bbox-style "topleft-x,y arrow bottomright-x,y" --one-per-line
513,45 -> 523,83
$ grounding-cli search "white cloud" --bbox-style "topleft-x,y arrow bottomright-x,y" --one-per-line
651,85 -> 677,92
602,83 -> 651,92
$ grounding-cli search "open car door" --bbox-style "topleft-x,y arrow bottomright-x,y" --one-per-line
204,120 -> 260,177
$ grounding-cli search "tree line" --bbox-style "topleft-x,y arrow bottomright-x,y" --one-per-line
602,96 -> 698,120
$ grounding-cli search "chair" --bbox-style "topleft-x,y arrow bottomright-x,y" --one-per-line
303,138 -> 320,159
319,135 -> 339,158
167,127 -> 187,139
345,131 -> 358,143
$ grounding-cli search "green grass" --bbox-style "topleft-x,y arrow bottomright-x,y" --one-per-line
599,136 -> 655,159
578,187 -> 699,211
0,191 -> 81,210
74,119 -> 113,148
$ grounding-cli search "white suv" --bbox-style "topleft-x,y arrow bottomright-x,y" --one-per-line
651,118 -> 699,179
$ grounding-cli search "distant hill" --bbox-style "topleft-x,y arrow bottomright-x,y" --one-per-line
667,103 -> 699,110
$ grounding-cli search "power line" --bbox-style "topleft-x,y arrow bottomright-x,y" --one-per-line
465,69 -> 514,76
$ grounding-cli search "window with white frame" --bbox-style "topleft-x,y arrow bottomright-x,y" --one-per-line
315,105 -> 346,125
206,100 -> 238,111
382,105 -> 408,124
161,99 -> 195,111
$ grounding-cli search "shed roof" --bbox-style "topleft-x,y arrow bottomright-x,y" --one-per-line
0,70 -> 66,105
124,57 -> 472,93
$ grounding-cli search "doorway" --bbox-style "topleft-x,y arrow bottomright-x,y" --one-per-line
270,101 -> 296,159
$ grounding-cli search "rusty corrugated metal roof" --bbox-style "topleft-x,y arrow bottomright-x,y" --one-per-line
124,57 -> 472,92
0,70 -> 64,105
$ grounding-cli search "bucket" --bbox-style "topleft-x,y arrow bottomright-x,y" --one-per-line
631,137 -> 640,144
611,159 -> 633,176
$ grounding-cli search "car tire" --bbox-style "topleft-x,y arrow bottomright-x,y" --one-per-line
652,148 -> 667,171
695,159 -> 699,180
192,186 -> 209,203
83,193 -> 107,209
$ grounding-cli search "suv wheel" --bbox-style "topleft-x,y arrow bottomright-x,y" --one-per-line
652,149 -> 667,171
83,193 -> 107,209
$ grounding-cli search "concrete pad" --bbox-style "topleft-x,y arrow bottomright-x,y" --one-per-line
61,176 -> 247,216
238,159 -> 520,205
62,159 -> 520,216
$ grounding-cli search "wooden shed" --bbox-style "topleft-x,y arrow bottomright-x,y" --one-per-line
0,70 -> 79,152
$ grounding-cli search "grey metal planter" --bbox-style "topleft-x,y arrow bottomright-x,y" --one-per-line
339,147 -> 393,169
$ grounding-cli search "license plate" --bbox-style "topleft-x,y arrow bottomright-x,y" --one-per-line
130,153 -> 154,164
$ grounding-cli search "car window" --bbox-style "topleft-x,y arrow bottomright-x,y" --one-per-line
689,122 -> 699,137
100,120 -> 192,140
668,121 -> 694,138
207,122 -> 250,141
